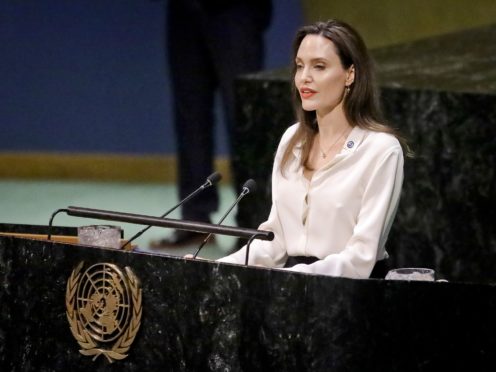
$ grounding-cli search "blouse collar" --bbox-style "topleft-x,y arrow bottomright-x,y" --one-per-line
291,125 -> 368,160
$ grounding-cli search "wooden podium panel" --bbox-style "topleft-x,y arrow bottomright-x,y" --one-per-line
0,223 -> 133,250
0,231 -> 80,244
1,231 -> 496,371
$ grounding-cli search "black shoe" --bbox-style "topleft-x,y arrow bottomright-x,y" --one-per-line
150,230 -> 211,248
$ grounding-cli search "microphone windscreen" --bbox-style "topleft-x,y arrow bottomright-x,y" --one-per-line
207,172 -> 222,185
243,179 -> 257,193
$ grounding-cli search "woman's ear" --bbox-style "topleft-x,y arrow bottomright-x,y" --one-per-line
346,65 -> 355,86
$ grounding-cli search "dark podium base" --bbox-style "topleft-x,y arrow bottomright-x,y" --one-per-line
1,233 -> 496,371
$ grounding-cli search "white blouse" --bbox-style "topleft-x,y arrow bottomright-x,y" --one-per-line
218,123 -> 404,279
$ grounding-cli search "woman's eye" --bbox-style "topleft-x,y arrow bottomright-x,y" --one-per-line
296,64 -> 303,69
314,64 -> 325,70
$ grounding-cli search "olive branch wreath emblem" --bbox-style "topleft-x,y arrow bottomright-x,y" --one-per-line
65,261 -> 142,363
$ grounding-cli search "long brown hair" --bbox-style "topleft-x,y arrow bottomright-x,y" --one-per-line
281,19 -> 409,172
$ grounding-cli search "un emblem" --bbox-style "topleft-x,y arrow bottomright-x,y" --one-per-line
66,262 -> 142,362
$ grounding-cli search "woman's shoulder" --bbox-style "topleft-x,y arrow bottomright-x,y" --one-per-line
273,123 -> 301,163
280,122 -> 300,141
360,127 -> 402,153
276,122 -> 300,149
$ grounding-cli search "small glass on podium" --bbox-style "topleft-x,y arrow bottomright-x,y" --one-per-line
78,225 -> 122,249
385,268 -> 435,281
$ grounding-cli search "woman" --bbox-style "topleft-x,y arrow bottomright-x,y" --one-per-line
218,19 -> 405,279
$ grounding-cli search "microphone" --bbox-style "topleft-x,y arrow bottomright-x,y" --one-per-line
121,172 -> 221,249
192,178 -> 257,258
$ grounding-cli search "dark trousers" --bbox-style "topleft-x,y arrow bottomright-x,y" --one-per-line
284,256 -> 390,279
167,1 -> 270,221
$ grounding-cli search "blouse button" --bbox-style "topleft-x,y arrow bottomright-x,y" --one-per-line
347,140 -> 354,148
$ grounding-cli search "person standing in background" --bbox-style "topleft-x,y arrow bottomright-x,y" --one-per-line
152,0 -> 272,247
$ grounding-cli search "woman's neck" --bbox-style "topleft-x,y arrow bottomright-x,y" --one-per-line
316,104 -> 351,140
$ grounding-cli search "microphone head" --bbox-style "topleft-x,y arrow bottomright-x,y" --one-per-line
242,179 -> 257,194
206,172 -> 222,185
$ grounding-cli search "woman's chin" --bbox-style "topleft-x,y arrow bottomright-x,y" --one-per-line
301,103 -> 317,112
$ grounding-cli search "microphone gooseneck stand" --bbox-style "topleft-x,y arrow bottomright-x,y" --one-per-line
121,172 -> 222,249
47,208 -> 69,241
245,233 -> 267,266
192,179 -> 257,259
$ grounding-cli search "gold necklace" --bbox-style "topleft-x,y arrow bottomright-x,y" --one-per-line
318,128 -> 349,159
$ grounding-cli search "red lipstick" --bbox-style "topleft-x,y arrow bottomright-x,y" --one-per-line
300,87 -> 316,99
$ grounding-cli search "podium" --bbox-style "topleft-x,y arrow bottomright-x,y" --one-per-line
1,224 -> 496,371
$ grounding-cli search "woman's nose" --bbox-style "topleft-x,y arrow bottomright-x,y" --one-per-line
299,67 -> 312,82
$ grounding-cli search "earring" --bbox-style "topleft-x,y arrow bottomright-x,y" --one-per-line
344,85 -> 350,96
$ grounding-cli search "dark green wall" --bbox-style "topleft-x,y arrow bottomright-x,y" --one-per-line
303,0 -> 496,47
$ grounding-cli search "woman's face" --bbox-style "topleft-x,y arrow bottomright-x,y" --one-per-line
294,34 -> 354,116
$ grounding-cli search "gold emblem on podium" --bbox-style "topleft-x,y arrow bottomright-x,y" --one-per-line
66,262 -> 142,362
